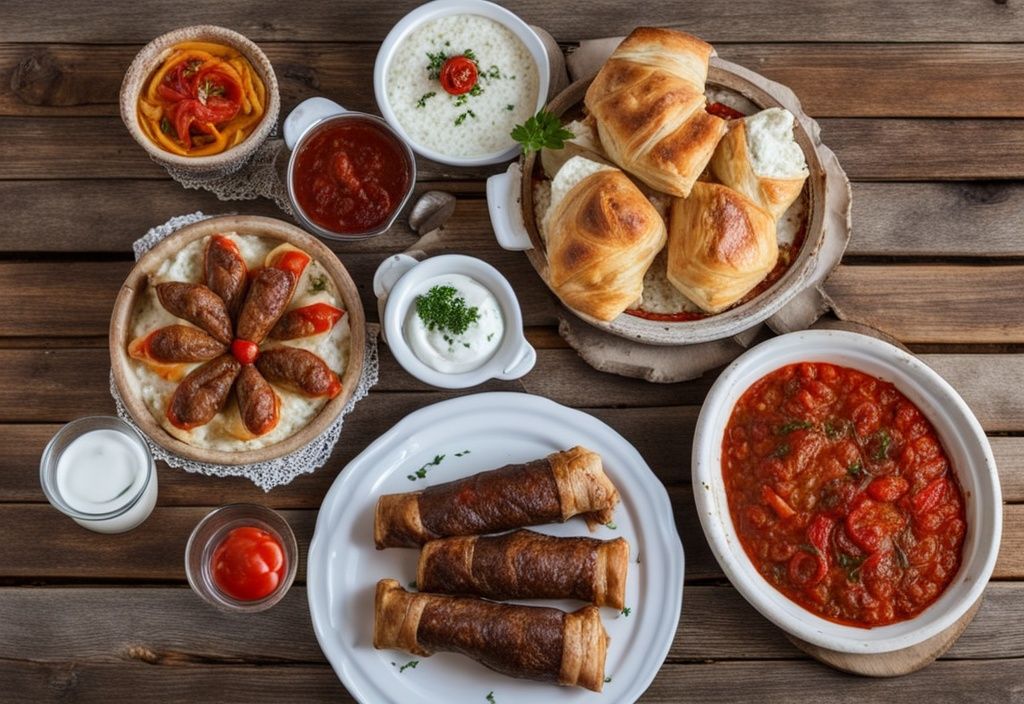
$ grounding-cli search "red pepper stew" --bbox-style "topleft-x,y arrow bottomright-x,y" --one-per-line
292,118 -> 411,235
722,362 -> 966,627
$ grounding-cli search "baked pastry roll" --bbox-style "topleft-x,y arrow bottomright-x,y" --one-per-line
544,156 -> 666,322
418,529 -> 630,609
667,182 -> 778,313
374,446 -> 619,548
584,27 -> 727,197
374,579 -> 609,691
708,107 -> 809,220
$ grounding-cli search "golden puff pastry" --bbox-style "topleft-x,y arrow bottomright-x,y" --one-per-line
545,156 -> 667,322
584,27 -> 727,198
667,182 -> 778,313
709,108 -> 809,220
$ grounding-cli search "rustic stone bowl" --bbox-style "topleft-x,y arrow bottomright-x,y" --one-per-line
120,25 -> 280,179
504,64 -> 829,346
109,215 -> 366,466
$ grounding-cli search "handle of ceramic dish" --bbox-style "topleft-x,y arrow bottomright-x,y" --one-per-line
373,254 -> 418,299
496,339 -> 537,380
486,164 -> 533,252
284,97 -> 347,150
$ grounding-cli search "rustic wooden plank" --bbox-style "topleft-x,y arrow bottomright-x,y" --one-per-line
6,117 -> 1024,181
6,43 -> 1024,119
1,346 -> 1023,427
5,181 -> 1024,257
824,265 -> 1024,344
1,657 -> 1022,703
0,582 -> 1020,666
1,0 -> 1021,43
2,498 -> 1021,581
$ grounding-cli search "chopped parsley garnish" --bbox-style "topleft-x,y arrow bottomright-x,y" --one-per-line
416,285 -> 479,335
605,520 -> 617,530
505,104 -> 514,111
798,543 -> 820,556
486,64 -> 502,79
778,420 -> 814,434
604,676 -> 613,683
398,660 -> 419,673
771,443 -> 791,459
463,48 -> 477,62
823,419 -> 845,440
871,429 -> 892,461
160,117 -> 172,135
485,692 -> 495,704
847,460 -> 864,477
455,450 -> 471,457
837,552 -> 866,582
426,50 -> 448,80
407,454 -> 446,481
308,274 -> 327,293
182,59 -> 203,78
416,91 -> 437,108
196,78 -> 224,105
486,333 -> 494,342
621,606 -> 631,617
511,109 -> 574,154
454,109 -> 477,126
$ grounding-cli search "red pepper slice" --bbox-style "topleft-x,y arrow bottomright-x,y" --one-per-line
867,475 -> 910,503
271,250 -> 311,279
912,478 -> 947,516
788,549 -> 827,587
807,514 -> 834,555
845,498 -> 906,554
439,56 -> 479,95
707,101 -> 745,120
762,485 -> 796,520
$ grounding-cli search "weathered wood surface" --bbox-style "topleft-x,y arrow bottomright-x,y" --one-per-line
2,0 -> 1021,43
5,43 -> 1024,118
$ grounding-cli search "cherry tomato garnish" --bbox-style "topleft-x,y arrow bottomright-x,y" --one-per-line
231,339 -> 260,365
439,56 -> 478,95
211,526 -> 286,601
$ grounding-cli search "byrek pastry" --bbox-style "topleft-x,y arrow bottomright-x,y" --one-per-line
542,155 -> 667,322
584,27 -> 727,198
667,182 -> 778,313
374,579 -> 609,691
709,107 -> 809,221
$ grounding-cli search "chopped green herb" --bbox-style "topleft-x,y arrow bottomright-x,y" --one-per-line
182,59 -> 202,78
621,606 -> 631,617
454,109 -> 477,126
416,91 -> 437,108
823,419 -> 845,440
635,553 -> 641,564
604,676 -> 613,683
398,660 -> 419,673
463,342 -> 471,349
160,116 -> 172,135
486,333 -> 494,342
511,109 -> 575,154
463,48 -> 477,62
455,450 -> 471,457
308,274 -> 327,293
196,78 -> 224,105
798,543 -> 820,556
872,429 -> 892,461
837,552 -> 866,582
416,285 -> 479,335
505,104 -> 514,111
426,50 -> 448,80
605,520 -> 617,530
485,692 -> 495,704
778,420 -> 814,434
486,64 -> 502,79
847,460 -> 864,477
469,83 -> 483,97
407,454 -> 446,481
771,443 -> 791,459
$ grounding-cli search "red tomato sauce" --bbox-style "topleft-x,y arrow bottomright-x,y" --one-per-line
211,526 -> 286,601
292,118 -> 411,235
722,362 -> 966,627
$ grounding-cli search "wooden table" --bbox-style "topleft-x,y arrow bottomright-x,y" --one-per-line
3,1 -> 1023,701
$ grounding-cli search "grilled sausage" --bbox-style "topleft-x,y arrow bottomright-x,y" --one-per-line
204,235 -> 248,316
156,282 -> 233,345
235,364 -> 279,436
236,268 -> 295,344
140,325 -> 227,363
166,354 -> 241,430
255,347 -> 341,398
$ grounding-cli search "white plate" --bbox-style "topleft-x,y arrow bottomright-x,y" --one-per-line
308,392 -> 683,704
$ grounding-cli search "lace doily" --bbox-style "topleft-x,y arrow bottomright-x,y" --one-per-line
160,137 -> 294,217
113,211 -> 380,491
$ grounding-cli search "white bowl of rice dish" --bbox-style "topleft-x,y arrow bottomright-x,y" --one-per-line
374,0 -> 550,166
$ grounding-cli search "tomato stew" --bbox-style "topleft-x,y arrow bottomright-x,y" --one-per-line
722,362 -> 966,627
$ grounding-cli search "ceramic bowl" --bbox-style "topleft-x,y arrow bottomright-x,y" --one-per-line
692,329 -> 1002,653
120,25 -> 280,178
373,253 -> 535,389
109,215 -> 365,466
487,62 -> 833,346
372,0 -> 551,166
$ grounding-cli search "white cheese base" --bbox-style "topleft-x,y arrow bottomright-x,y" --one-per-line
127,232 -> 350,452
745,107 -> 809,179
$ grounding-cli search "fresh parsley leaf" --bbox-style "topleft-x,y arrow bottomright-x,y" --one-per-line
777,420 -> 814,434
837,552 -> 866,582
847,460 -> 864,477
426,50 -> 448,80
510,109 -> 574,154
398,660 -> 419,673
621,606 -> 631,617
160,117 -> 172,135
416,285 -> 479,335
485,692 -> 495,704
871,429 -> 892,461
308,274 -> 327,293
771,443 -> 791,459
605,520 -> 617,530
416,91 -> 436,108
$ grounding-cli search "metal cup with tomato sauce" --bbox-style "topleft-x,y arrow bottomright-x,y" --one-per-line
282,97 -> 417,241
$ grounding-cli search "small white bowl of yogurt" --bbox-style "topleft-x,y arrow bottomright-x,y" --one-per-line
40,416 -> 158,534
374,253 -> 536,388
373,0 -> 550,166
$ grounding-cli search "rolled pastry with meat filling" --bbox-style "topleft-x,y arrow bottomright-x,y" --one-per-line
417,529 -> 629,609
374,579 -> 609,691
374,446 -> 619,549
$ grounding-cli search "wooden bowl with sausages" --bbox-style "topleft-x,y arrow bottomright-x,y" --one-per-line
110,215 -> 365,466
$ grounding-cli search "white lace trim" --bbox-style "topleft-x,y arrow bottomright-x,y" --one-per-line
114,211 -> 379,491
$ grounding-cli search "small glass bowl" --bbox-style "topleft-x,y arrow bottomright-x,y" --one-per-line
185,504 -> 298,613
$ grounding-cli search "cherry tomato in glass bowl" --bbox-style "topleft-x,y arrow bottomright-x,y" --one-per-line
439,56 -> 478,95
211,525 -> 286,601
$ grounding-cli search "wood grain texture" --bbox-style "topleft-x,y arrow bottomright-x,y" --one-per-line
1,0 -> 1021,43
2,499 -> 1021,582
5,42 -> 1024,118
824,265 -> 1024,344
6,181 -> 1024,258
6,117 -> 1024,181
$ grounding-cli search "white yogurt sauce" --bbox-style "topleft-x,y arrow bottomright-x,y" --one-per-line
404,274 -> 503,373
385,14 -> 539,157
54,429 -> 157,532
